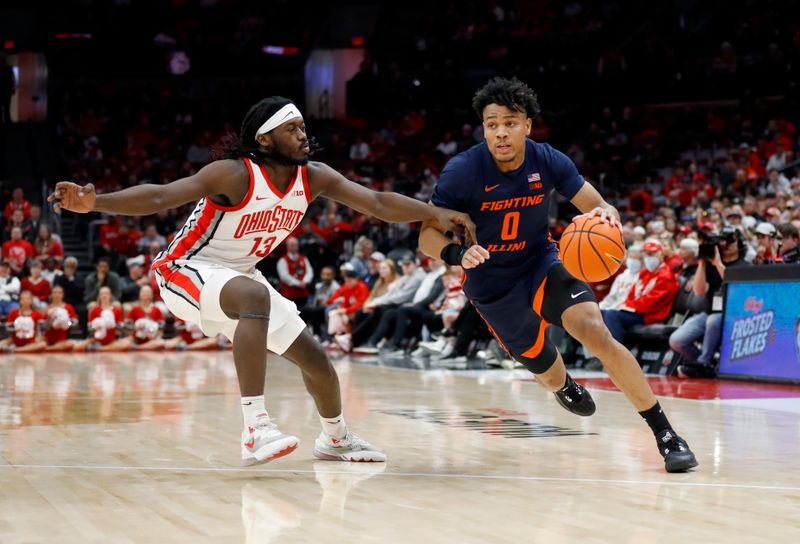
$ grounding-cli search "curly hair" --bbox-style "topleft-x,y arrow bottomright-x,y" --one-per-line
472,77 -> 540,119
217,96 -> 320,164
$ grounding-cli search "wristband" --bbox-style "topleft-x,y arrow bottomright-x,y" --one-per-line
441,243 -> 468,266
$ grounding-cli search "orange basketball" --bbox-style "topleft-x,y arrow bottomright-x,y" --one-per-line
559,216 -> 626,283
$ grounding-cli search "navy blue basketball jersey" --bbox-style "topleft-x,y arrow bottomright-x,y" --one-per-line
431,139 -> 585,302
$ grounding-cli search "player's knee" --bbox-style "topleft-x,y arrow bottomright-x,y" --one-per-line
235,284 -> 271,319
575,315 -> 614,352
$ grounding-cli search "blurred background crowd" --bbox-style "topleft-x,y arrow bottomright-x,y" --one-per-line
1,0 -> 800,376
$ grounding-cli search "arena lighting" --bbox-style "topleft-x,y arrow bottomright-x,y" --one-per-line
3,40 -> 13,50
54,33 -> 94,40
262,45 -> 299,56
351,36 -> 364,47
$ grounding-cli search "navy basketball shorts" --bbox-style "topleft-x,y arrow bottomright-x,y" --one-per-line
471,262 -> 596,374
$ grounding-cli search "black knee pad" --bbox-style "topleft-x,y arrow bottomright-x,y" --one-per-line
512,340 -> 558,374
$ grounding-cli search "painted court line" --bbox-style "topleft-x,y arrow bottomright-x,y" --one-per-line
1,463 -> 798,492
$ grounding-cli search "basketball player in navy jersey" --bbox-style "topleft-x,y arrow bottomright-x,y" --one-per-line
419,78 -> 697,472
50,96 -> 476,466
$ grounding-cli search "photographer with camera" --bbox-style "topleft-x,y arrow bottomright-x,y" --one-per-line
670,226 -> 749,378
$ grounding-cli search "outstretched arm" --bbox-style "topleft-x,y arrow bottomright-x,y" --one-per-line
308,162 -> 476,244
419,214 -> 490,269
48,160 -> 247,216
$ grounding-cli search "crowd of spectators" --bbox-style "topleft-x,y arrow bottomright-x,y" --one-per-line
3,0 -> 800,371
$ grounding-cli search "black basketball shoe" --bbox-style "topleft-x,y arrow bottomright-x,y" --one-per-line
656,429 -> 699,473
554,374 -> 596,416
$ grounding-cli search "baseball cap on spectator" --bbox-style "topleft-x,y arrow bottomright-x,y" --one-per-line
742,216 -> 757,230
642,240 -> 664,252
399,252 -> 417,265
755,222 -> 777,237
340,263 -> 359,278
697,220 -> 715,231
126,255 -> 145,268
369,251 -> 386,262
633,226 -> 646,238
765,207 -> 781,219
677,226 -> 692,234
726,209 -> 742,218
787,201 -> 796,209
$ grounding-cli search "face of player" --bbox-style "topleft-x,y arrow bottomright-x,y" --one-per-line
481,104 -> 531,171
257,117 -> 311,166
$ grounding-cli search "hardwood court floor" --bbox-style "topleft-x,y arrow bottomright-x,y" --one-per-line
1,351 -> 799,543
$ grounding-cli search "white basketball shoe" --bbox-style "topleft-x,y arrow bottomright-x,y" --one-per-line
313,431 -> 386,462
241,419 -> 299,466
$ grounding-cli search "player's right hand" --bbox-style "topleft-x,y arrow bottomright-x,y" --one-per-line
48,182 -> 96,214
461,245 -> 490,269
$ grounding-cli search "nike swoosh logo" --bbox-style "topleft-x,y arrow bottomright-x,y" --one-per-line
255,195 -> 272,201
570,290 -> 588,299
245,436 -> 255,448
605,253 -> 623,266
484,184 -> 500,192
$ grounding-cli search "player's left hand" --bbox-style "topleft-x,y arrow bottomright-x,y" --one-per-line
578,206 -> 621,229
430,207 -> 478,246
461,245 -> 490,269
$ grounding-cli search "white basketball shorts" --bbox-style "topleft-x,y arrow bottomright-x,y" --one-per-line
155,260 -> 306,355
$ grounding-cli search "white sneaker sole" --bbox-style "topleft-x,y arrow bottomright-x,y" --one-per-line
242,436 -> 299,467
313,447 -> 387,462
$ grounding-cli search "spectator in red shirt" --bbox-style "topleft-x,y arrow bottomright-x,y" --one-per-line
43,284 -> 78,351
277,236 -> 314,307
20,259 -> 51,309
4,187 -> 31,220
98,215 -> 121,256
600,240 -> 679,343
2,226 -> 34,275
111,285 -> 165,351
165,317 -> 227,351
0,290 -> 46,353
74,286 -> 124,352
111,221 -> 142,259
33,224 -> 64,265
326,265 -> 370,338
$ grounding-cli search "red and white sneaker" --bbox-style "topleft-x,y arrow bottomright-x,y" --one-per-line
313,431 -> 386,462
241,419 -> 299,467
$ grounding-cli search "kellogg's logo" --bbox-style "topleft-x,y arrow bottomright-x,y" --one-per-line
743,296 -> 764,314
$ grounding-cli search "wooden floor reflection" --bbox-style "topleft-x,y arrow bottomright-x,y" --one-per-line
1,351 -> 799,543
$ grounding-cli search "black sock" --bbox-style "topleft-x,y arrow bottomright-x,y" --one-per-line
639,401 -> 672,436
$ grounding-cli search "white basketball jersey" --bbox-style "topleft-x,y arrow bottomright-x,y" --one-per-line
152,158 -> 310,274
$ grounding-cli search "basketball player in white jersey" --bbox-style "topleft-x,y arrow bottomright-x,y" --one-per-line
50,96 -> 476,466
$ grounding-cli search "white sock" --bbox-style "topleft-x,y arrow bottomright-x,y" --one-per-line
319,413 -> 347,439
241,395 -> 268,428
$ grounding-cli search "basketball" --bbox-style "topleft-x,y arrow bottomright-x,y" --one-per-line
559,215 -> 626,283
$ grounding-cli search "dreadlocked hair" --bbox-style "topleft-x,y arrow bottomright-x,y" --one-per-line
471,77 -> 540,120
216,96 -> 320,164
